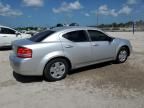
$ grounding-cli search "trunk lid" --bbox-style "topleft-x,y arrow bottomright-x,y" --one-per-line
12,39 -> 34,55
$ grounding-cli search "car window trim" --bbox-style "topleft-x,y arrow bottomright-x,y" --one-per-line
62,30 -> 90,43
0,27 -> 16,34
87,30 -> 111,42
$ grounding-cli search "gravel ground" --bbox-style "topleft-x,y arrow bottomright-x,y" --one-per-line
0,32 -> 144,108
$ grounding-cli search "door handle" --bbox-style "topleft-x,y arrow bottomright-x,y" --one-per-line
92,44 -> 99,46
65,45 -> 74,48
2,36 -> 7,37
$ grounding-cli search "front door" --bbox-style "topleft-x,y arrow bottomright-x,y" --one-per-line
88,30 -> 116,61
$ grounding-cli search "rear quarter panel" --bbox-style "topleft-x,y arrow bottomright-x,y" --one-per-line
24,42 -> 64,75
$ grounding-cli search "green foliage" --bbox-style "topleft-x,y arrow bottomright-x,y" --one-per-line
98,20 -> 144,28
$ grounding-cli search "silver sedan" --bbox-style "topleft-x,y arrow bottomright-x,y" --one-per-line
9,27 -> 132,81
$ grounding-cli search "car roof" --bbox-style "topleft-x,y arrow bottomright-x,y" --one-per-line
51,26 -> 101,32
0,25 -> 16,31
49,26 -> 111,37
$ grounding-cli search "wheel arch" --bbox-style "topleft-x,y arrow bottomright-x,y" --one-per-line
118,45 -> 130,56
43,56 -> 72,75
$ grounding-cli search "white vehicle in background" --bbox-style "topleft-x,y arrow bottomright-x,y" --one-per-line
0,25 -> 31,47
25,30 -> 39,36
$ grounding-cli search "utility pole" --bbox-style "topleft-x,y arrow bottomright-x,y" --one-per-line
96,10 -> 99,27
132,21 -> 135,34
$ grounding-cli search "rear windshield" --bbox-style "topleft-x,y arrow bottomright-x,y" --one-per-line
29,30 -> 55,42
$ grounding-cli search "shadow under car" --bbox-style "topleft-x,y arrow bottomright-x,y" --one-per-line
13,61 -> 113,83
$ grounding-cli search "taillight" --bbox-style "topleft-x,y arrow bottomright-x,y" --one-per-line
17,47 -> 32,58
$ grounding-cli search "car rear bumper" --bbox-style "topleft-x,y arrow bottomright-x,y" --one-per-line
9,54 -> 42,76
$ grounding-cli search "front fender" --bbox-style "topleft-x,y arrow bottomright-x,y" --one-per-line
114,38 -> 132,59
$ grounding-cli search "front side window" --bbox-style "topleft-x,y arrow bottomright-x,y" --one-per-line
0,27 -> 16,34
88,30 -> 109,41
63,30 -> 88,42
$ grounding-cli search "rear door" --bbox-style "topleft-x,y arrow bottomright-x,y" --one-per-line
88,30 -> 116,61
0,27 -> 20,46
61,30 -> 92,66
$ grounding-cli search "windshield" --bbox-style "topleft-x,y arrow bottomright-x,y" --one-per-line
29,30 -> 55,42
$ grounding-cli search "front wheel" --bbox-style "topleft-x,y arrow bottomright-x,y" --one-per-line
116,47 -> 128,63
44,58 -> 69,81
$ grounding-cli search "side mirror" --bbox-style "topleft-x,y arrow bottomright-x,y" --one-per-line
16,32 -> 21,36
107,37 -> 113,42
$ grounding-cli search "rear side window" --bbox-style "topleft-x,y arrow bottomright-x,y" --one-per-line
29,30 -> 55,42
88,30 -> 109,41
0,27 -> 16,34
63,30 -> 89,42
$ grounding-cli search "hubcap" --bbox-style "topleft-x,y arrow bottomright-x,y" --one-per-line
50,62 -> 66,79
118,50 -> 127,62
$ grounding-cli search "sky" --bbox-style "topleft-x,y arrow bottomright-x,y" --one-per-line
0,0 -> 144,27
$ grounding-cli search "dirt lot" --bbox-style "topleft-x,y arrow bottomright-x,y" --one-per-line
0,32 -> 144,108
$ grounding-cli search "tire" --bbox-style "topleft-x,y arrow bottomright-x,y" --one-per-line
116,47 -> 128,63
44,58 -> 69,81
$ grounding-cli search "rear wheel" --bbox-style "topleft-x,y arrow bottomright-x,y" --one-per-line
44,58 -> 69,81
116,47 -> 128,63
